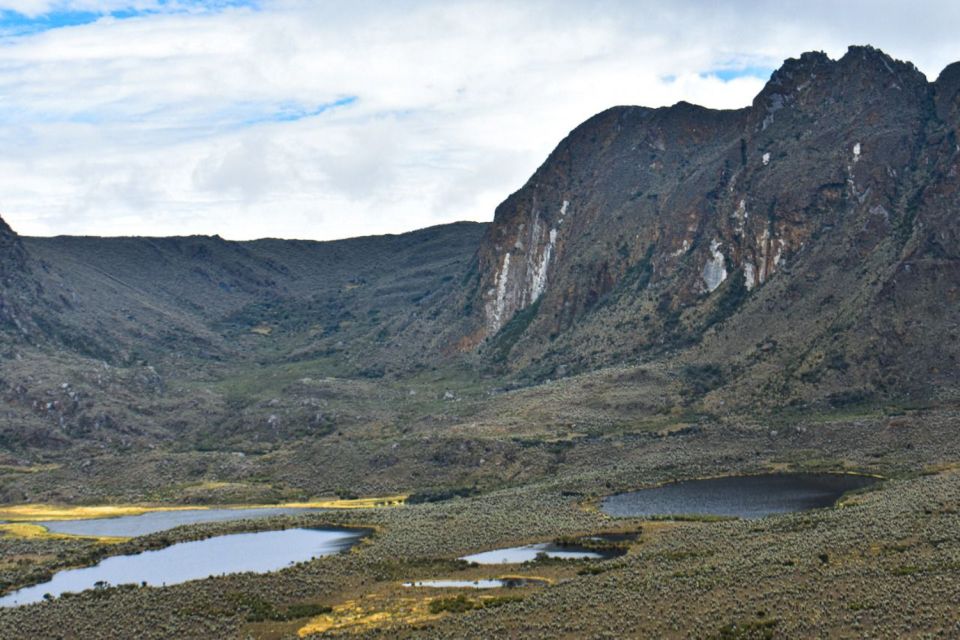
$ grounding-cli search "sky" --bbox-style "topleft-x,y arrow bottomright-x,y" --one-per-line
0,1 -> 958,241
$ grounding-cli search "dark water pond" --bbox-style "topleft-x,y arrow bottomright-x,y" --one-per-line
0,527 -> 366,607
38,507 -> 325,538
461,543 -> 619,564
601,473 -> 879,519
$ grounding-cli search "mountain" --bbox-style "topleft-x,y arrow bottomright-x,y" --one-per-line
0,222 -> 484,365
0,221 -> 484,462
455,45 -> 960,409
0,45 -> 957,468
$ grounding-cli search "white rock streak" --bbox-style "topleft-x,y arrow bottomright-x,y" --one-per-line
530,227 -> 556,302
702,239 -> 728,292
491,252 -> 511,331
487,200 -> 567,333
744,262 -> 756,290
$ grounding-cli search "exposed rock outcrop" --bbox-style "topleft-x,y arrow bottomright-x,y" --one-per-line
457,46 -> 959,405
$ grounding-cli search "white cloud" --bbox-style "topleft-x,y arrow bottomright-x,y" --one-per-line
0,0 -> 958,240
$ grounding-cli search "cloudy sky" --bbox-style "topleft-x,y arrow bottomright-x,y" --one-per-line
0,1 -> 958,240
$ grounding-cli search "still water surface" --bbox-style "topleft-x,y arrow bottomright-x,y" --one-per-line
461,542 -> 618,564
601,473 -> 879,519
403,579 -> 509,589
0,527 -> 365,607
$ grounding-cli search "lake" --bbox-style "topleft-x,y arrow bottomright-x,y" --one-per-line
0,527 -> 366,607
601,473 -> 879,519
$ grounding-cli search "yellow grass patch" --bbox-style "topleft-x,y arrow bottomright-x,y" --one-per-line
277,495 -> 407,510
297,594 -> 441,637
0,522 -> 126,544
0,463 -> 62,474
0,504 -> 204,522
0,494 -> 404,523
921,462 -> 960,475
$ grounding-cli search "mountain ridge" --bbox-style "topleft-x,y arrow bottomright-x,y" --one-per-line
0,45 -> 957,466
444,45 -> 958,409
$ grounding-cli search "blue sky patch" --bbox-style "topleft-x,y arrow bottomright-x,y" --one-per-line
706,66 -> 774,82
0,1 -> 259,37
238,97 -> 359,127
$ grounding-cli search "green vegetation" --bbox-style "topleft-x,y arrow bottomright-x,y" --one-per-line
230,592 -> 333,622
710,617 -> 778,640
681,363 -> 726,397
489,298 -> 541,363
704,268 -> 750,329
428,594 -> 523,615
407,486 -> 480,504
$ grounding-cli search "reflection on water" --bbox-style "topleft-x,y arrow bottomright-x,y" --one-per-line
403,579 -> 508,589
0,527 -> 366,607
461,543 -> 617,564
602,473 -> 879,519
403,577 -> 549,588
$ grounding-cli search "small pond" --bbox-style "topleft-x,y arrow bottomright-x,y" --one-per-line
403,577 -> 548,589
461,542 -> 620,564
38,507 -> 326,538
601,473 -> 879,519
403,579 -> 508,589
0,527 -> 366,607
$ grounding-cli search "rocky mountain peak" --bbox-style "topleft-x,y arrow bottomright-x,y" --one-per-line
451,46 -> 959,404
935,61 -> 960,124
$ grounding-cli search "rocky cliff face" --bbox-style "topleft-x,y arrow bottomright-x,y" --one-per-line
459,46 -> 960,404
0,214 -> 42,338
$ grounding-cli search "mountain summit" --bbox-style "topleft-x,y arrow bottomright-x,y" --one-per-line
451,45 -> 959,408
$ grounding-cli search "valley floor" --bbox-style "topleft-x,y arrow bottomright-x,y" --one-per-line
0,409 -> 958,638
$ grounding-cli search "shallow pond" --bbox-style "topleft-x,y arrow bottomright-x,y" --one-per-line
38,507 -> 326,538
601,473 -> 879,519
461,543 -> 619,564
403,579 -> 509,589
0,527 -> 366,607
403,577 -> 548,589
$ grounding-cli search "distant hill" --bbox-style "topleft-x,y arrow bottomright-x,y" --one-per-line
0,221 -> 484,368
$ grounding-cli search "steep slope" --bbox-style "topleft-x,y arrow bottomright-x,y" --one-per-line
0,221 -> 485,456
0,216 -> 47,340
10,222 -> 484,367
458,46 -> 959,407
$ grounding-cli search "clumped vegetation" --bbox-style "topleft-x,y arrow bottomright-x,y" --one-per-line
407,487 -> 480,504
228,592 -> 332,622
710,616 -> 779,640
0,423 -> 957,638
428,594 -> 522,614
681,363 -> 726,397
